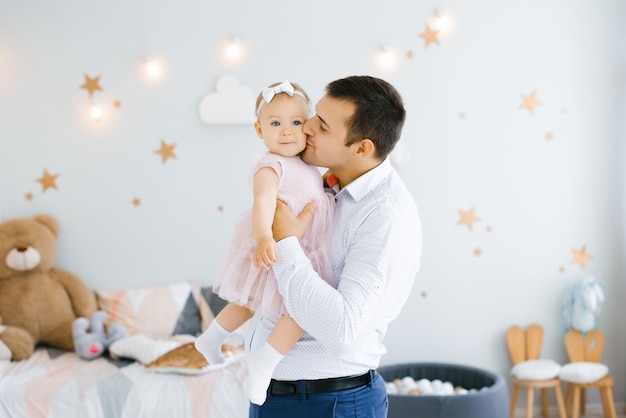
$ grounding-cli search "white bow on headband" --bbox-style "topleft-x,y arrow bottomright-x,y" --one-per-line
263,80 -> 296,103
256,80 -> 307,115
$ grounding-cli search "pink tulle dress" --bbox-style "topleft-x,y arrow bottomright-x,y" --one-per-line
213,152 -> 336,317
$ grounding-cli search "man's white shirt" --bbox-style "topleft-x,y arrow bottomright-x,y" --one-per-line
248,158 -> 422,380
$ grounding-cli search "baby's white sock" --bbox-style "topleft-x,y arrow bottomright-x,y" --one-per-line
194,321 -> 230,365
247,342 -> 284,405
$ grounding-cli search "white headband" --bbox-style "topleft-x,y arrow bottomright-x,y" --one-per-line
256,80 -> 308,116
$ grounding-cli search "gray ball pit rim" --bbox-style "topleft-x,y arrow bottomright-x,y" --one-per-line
378,362 -> 509,418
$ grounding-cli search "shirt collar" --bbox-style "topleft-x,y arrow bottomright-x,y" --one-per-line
337,158 -> 392,202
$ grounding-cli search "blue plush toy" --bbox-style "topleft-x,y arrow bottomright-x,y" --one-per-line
561,276 -> 605,335
72,310 -> 128,360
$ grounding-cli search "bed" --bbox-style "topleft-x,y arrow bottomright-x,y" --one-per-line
0,283 -> 250,418
0,347 -> 248,418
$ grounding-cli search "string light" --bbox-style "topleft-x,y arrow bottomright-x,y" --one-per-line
146,61 -> 160,77
226,37 -> 241,59
429,10 -> 451,32
378,46 -> 395,69
143,56 -> 161,79
90,98 -> 103,121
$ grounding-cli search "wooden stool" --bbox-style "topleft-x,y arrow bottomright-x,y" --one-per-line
506,324 -> 566,418
560,330 -> 616,418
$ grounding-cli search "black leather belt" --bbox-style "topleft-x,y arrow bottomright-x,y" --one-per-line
267,370 -> 376,396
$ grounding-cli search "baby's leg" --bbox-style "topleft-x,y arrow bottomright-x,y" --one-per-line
266,315 -> 306,355
195,303 -> 254,365
248,315 -> 305,405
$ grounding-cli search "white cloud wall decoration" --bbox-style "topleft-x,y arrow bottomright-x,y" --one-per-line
198,74 -> 256,125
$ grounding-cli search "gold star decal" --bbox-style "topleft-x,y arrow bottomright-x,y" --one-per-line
132,197 -> 141,206
80,74 -> 103,96
36,169 -> 59,192
457,207 -> 480,230
419,25 -> 440,47
25,192 -> 33,201
473,247 -> 482,257
571,245 -> 592,269
155,139 -> 177,164
546,131 -> 554,141
519,91 -> 541,114
406,50 -> 415,59
113,100 -> 122,109
217,205 -> 224,212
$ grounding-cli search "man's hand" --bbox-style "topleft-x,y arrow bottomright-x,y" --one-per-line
272,200 -> 316,242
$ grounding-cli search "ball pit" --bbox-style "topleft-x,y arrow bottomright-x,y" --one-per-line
378,362 -> 509,418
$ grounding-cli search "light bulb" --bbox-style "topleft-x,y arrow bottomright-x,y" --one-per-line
226,37 -> 241,59
379,47 -> 394,68
90,102 -> 103,121
429,12 -> 451,32
143,56 -> 161,78
436,15 -> 450,30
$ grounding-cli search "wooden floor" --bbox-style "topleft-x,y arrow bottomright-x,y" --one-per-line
515,408 -> 626,418
515,414 -> 626,418
514,405 -> 626,418
514,412 -> 626,417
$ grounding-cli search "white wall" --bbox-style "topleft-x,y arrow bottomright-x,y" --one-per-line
1,0 -> 624,407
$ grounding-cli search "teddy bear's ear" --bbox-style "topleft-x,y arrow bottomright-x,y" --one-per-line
34,214 -> 60,237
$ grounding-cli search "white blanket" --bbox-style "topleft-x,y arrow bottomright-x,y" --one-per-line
0,348 -> 249,418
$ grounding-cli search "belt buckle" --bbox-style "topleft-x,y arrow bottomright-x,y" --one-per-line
270,380 -> 298,396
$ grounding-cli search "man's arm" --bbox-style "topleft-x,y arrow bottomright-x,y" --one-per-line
272,203 -> 414,357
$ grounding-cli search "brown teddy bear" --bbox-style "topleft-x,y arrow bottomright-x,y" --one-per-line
0,213 -> 122,361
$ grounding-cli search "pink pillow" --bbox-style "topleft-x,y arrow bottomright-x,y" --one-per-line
96,280 -> 213,339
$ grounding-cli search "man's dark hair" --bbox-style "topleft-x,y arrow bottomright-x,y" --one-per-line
326,75 -> 406,160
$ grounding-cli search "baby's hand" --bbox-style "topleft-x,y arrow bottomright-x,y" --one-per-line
254,235 -> 279,270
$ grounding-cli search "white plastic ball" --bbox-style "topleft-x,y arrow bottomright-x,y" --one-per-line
441,381 -> 454,395
417,378 -> 434,394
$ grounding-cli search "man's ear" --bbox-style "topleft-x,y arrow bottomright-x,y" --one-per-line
254,121 -> 263,139
355,138 -> 375,158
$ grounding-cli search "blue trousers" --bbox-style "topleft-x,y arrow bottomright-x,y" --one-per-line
249,374 -> 388,418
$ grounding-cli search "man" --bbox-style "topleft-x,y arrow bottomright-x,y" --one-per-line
248,75 -> 422,418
